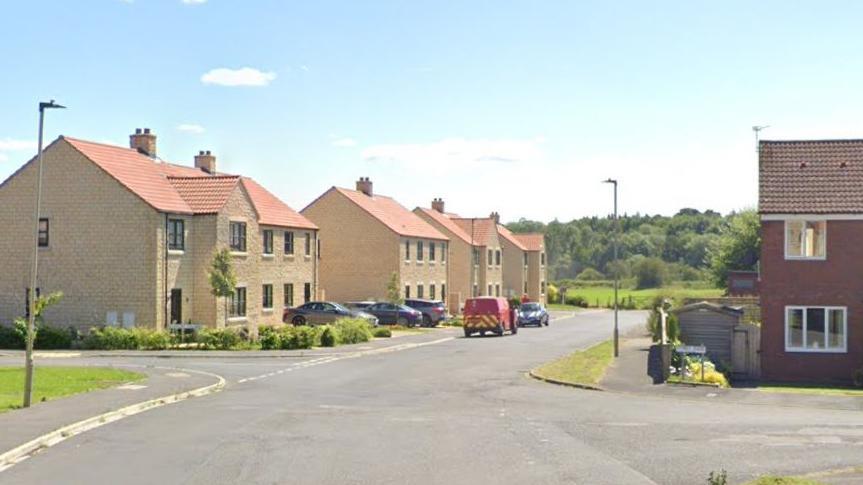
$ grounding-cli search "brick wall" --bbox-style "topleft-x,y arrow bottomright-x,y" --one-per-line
761,219 -> 863,382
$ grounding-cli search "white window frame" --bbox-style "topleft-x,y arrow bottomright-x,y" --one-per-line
784,218 -> 826,261
785,305 -> 847,353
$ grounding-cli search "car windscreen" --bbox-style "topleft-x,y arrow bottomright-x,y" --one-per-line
521,303 -> 541,311
332,303 -> 351,313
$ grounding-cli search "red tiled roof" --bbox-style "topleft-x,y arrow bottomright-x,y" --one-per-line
241,178 -> 317,230
168,176 -> 240,214
415,208 -> 473,244
451,217 -> 497,246
65,137 -> 193,214
514,233 -> 544,251
497,224 -> 527,251
62,136 -> 315,229
760,139 -> 863,213
331,187 -> 448,240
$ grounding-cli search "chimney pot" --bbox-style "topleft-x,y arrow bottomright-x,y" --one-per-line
356,177 -> 373,196
432,198 -> 445,213
490,211 -> 500,224
194,150 -> 217,174
130,128 -> 157,157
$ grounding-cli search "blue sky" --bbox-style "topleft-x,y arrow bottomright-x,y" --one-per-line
3,1 -> 863,222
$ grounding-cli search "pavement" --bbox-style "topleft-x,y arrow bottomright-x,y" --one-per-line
1,310 -> 863,484
602,332 -> 863,411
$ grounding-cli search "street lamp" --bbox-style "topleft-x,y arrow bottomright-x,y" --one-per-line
602,178 -> 619,358
24,100 -> 66,408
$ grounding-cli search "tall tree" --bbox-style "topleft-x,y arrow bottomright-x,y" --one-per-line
707,209 -> 761,287
386,272 -> 403,305
209,248 -> 237,327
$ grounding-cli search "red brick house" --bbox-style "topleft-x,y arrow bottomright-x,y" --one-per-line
760,139 -> 863,383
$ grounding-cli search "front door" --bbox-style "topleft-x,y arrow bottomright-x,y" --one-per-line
170,289 -> 182,325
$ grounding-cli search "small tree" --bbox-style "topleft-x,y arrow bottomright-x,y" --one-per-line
209,248 -> 237,327
633,257 -> 667,289
386,272 -> 403,304
708,209 -> 760,287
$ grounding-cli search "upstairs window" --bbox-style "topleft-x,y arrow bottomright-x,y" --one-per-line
284,231 -> 294,254
429,242 -> 436,261
230,222 -> 247,252
472,248 -> 479,266
785,220 -> 825,259
263,230 -> 274,254
495,249 -> 501,266
38,218 -> 49,248
405,240 -> 411,260
167,219 -> 184,251
541,252 -> 546,265
304,232 -> 311,256
523,253 -> 528,266
441,243 -> 446,262
487,249 -> 493,267
417,241 -> 424,261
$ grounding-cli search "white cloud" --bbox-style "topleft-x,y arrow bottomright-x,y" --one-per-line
200,67 -> 276,87
176,123 -> 206,134
300,65 -> 309,72
0,138 -> 36,151
181,0 -> 207,4
332,138 -> 357,147
362,137 -> 545,167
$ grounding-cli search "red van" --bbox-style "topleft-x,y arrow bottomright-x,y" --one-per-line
462,297 -> 517,337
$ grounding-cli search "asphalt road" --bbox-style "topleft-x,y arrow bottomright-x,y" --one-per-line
3,310 -> 863,485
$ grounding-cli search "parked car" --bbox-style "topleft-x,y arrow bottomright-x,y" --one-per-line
462,297 -> 517,337
344,301 -> 376,311
517,302 -> 549,327
283,301 -> 379,327
404,299 -> 447,327
363,302 -> 423,326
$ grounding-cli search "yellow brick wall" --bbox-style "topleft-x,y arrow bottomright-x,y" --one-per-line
478,229 -> 503,298
398,236 -> 448,302
413,209 -> 472,313
500,237 -> 527,299
302,188 -> 400,302
525,249 -> 547,304
0,139 -> 160,329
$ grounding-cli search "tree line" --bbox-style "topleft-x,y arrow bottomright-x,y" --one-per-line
507,208 -> 759,288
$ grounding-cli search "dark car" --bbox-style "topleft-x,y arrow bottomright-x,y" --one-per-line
343,301 -> 376,311
404,299 -> 447,327
517,302 -> 549,327
364,302 -> 423,326
283,301 -> 379,327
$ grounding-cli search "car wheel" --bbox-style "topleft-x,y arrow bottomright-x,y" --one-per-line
422,315 -> 432,327
397,317 -> 409,326
292,316 -> 306,326
544,317 -> 549,326
511,324 -> 518,335
463,328 -> 471,338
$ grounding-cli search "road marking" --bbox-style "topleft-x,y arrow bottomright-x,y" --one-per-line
116,384 -> 148,391
236,337 -> 454,384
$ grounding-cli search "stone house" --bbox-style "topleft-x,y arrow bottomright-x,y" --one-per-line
0,129 -> 318,331
302,178 -> 449,303
511,232 -> 547,303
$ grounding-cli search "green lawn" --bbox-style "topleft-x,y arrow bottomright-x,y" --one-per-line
532,340 -> 613,387
0,366 -> 145,412
745,476 -> 823,485
755,384 -> 863,397
563,286 -> 724,309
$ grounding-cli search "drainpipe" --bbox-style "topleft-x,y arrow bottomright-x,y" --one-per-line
163,213 -> 168,331
314,231 -> 319,299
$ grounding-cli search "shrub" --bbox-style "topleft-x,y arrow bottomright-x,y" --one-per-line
564,295 -> 589,308
196,327 -> 242,350
633,257 -> 667,289
546,284 -> 559,304
646,296 -> 679,343
319,325 -> 337,347
133,328 -> 171,350
507,297 -> 521,310
0,324 -> 24,349
575,268 -> 605,281
334,318 -> 373,345
688,361 -> 729,388
706,469 -> 728,485
371,327 -> 392,338
854,367 -> 863,388
259,326 -> 280,350
35,325 -> 74,350
442,317 -> 463,327
282,326 -> 317,350
84,327 -> 138,350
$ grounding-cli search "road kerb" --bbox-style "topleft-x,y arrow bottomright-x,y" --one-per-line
528,369 -> 605,392
0,366 -> 226,473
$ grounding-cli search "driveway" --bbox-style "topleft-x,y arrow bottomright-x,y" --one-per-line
2,310 -> 863,484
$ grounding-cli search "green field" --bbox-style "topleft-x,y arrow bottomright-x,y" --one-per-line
532,340 -> 613,387
561,285 -> 724,309
0,366 -> 144,412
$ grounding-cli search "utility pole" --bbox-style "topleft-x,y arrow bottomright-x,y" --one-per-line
603,178 -> 619,358
752,125 -> 770,151
24,100 -> 66,408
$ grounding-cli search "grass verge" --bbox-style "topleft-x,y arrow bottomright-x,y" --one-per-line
532,340 -> 613,387
754,384 -> 863,397
563,286 -> 724,309
0,366 -> 145,412
744,476 -> 823,485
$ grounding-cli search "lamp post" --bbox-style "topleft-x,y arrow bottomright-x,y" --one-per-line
24,100 -> 65,408
602,178 -> 619,358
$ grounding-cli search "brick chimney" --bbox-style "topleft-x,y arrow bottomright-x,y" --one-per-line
130,128 -> 156,157
490,211 -> 500,224
356,177 -> 373,196
431,198 -> 445,213
194,150 -> 217,174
